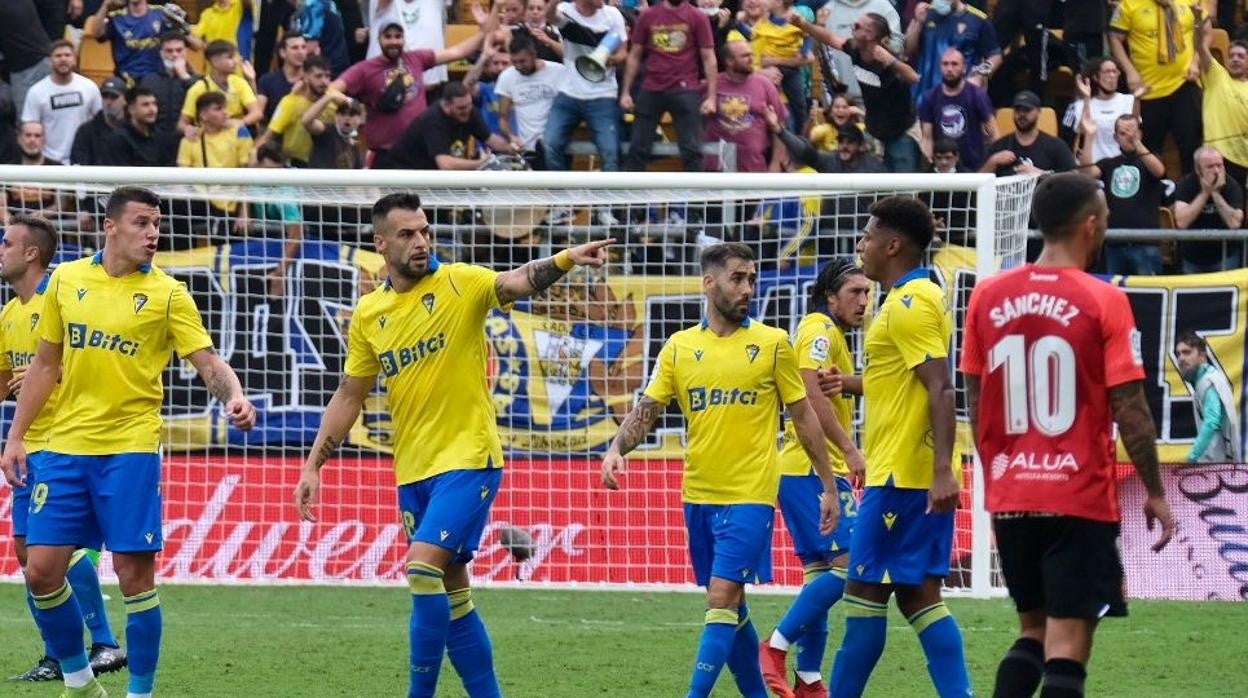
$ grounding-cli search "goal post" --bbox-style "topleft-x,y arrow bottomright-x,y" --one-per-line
0,166 -> 1036,596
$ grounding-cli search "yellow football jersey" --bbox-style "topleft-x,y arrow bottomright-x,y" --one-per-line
751,15 -> 807,66
0,275 -> 58,452
643,318 -> 807,505
345,260 -> 505,486
777,312 -> 854,477
862,268 -> 956,489
40,253 -> 214,455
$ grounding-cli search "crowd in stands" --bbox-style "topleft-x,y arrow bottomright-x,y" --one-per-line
0,0 -> 1246,273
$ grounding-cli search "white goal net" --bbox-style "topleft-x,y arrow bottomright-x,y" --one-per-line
0,167 -> 1036,596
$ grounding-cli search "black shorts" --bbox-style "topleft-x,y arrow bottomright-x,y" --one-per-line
993,514 -> 1127,620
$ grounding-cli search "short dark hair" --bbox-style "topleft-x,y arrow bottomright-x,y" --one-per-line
105,186 -> 161,221
205,40 -> 237,60
1176,330 -> 1207,354
256,142 -> 286,165
278,32 -> 305,50
372,192 -> 423,230
1231,40 -> 1248,54
195,90 -> 227,115
808,256 -> 865,310
50,39 -> 74,54
1114,113 -> 1140,131
8,214 -> 58,267
869,196 -> 936,251
863,12 -> 890,41
699,242 -> 755,272
1032,172 -> 1102,240
158,31 -> 187,47
126,85 -> 157,104
304,55 -> 331,74
509,34 -> 538,55
440,81 -> 471,102
933,136 -> 960,155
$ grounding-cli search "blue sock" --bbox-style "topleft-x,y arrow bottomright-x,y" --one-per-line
123,589 -> 162,695
909,603 -> 973,698
727,603 -> 768,698
688,608 -> 738,698
830,594 -> 889,698
31,583 -> 90,675
68,550 -> 117,648
796,614 -> 829,675
446,588 -> 501,698
24,582 -> 55,658
408,562 -> 450,698
778,567 -> 845,669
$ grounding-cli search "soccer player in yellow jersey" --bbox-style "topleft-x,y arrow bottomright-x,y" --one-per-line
828,197 -> 971,697
0,216 -> 127,684
600,242 -> 837,698
760,257 -> 869,698
294,193 -> 611,698
1,187 -> 258,698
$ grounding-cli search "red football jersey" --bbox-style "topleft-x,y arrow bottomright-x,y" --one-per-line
960,265 -> 1145,521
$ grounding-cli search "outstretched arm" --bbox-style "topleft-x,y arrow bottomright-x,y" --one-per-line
186,348 -> 257,430
494,239 -> 614,305
296,374 -> 376,521
601,395 -> 665,489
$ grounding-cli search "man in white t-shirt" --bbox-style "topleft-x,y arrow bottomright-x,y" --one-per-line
496,34 -> 567,168
543,0 -> 626,171
368,0 -> 448,87
21,40 -> 102,164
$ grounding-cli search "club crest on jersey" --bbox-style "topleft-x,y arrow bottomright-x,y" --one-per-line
422,293 -> 436,314
133,293 -> 148,314
76,288 -> 87,301
29,313 -> 39,331
694,349 -> 704,362
745,344 -> 760,363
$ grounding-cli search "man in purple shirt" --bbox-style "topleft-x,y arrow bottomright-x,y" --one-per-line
704,38 -> 786,173
918,47 -> 996,170
619,0 -> 718,172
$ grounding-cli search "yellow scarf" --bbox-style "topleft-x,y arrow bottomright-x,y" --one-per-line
1155,0 -> 1188,64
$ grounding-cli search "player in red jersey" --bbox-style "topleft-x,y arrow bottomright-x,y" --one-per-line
960,173 -> 1176,698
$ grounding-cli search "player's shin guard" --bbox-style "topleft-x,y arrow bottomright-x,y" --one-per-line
446,588 -> 501,698
32,583 -> 91,687
123,588 -> 162,695
993,637 -> 1044,698
407,562 -> 451,698
908,603 -> 972,698
829,595 -> 888,698
687,608 -> 738,698
68,549 -> 118,648
727,603 -> 768,698
779,566 -> 845,677
1039,659 -> 1086,698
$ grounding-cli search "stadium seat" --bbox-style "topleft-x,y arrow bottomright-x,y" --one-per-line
79,17 -> 116,84
1211,28 -> 1230,65
995,107 -> 1059,138
1159,206 -> 1177,230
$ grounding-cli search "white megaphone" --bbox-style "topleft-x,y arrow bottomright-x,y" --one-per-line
575,32 -> 623,83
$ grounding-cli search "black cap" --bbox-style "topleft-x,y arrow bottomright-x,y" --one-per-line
1012,90 -> 1042,110
101,76 -> 126,97
838,125 -> 865,143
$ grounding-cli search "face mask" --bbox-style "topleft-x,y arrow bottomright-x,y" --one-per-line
930,0 -> 953,15
163,58 -> 177,70
337,124 -> 358,139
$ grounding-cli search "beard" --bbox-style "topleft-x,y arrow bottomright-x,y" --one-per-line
713,294 -> 749,323
942,75 -> 962,88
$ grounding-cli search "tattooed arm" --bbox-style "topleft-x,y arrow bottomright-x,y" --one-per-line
1110,380 -> 1176,551
494,238 -> 614,306
601,396 -> 665,489
295,374 -> 374,521
187,348 -> 256,430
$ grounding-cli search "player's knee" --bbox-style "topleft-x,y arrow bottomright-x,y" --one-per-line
23,558 -> 67,596
111,552 -> 157,596
705,579 -> 744,609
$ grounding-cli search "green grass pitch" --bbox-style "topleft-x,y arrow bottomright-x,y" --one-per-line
1,584 -> 1244,696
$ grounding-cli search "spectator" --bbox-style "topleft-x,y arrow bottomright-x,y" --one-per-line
930,136 -> 963,173
463,42 -> 516,139
8,122 -> 60,166
257,33 -> 308,122
1109,0 -> 1202,175
381,81 -> 520,170
71,77 -> 128,166
179,40 -> 263,136
918,47 -> 995,170
258,55 -> 336,166
1195,19 -> 1248,188
1061,57 -> 1140,164
0,2 -> 53,125
815,0 -> 903,105
177,91 -> 254,232
92,0 -> 202,83
1174,146 -> 1245,273
1061,0 -> 1110,64
807,93 -> 863,151
332,22 -> 485,163
513,0 -> 564,62
543,0 -> 628,172
768,109 -> 887,173
926,136 -> 973,242
981,90 -> 1076,176
140,32 -> 200,136
699,0 -> 734,66
1079,114 -> 1166,275
904,0 -> 1000,105
744,0 -> 812,133
368,0 -> 448,87
305,95 -> 365,169
703,37 -> 787,173
100,85 -> 177,166
296,0 -> 350,75
21,40 -> 103,164
619,0 -> 717,173
5,122 -> 65,224
497,34 -> 567,170
32,0 -> 68,45
791,11 -> 921,172
988,0 -> 1081,105
193,0 -> 254,60
254,0 -> 296,74
335,0 -> 369,66
250,142 -> 305,297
